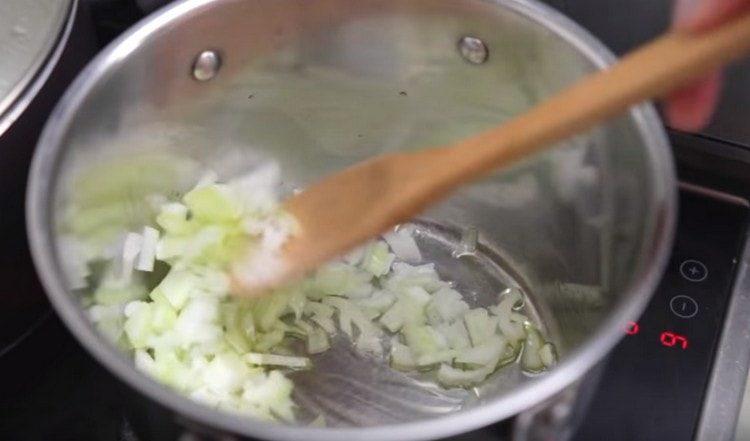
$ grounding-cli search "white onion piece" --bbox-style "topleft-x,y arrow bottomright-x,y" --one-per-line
136,226 -> 159,272
383,228 -> 422,263
77,165 -> 560,423
121,232 -> 143,282
539,342 -> 558,368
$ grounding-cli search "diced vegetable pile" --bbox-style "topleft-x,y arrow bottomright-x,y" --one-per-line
67,161 -> 556,424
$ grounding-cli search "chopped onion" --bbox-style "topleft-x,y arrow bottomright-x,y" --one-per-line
416,349 -> 456,368
354,290 -> 396,313
121,232 -> 143,282
464,308 -> 499,347
455,336 -> 507,368
343,245 -> 366,266
539,342 -> 558,368
520,323 -> 545,373
494,288 -> 527,345
437,363 -> 494,387
426,287 -> 469,324
436,321 -> 471,350
76,165 -> 556,423
402,324 -> 448,358
361,241 -> 395,277
309,314 -> 336,334
303,301 -> 335,318
307,328 -> 330,354
323,296 -> 382,341
383,227 -> 422,263
356,335 -> 384,356
390,341 -> 416,371
245,353 -> 312,369
136,226 -> 159,272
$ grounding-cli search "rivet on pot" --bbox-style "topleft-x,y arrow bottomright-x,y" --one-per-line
192,50 -> 221,81
458,36 -> 489,64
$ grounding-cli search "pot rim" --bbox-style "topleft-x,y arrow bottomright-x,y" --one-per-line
0,0 -> 76,137
26,0 -> 677,439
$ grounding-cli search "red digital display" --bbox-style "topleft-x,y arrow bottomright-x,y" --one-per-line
624,323 -> 689,350
626,321 -> 640,335
660,331 -> 689,349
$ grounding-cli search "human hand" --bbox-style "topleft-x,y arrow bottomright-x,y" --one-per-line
665,0 -> 750,131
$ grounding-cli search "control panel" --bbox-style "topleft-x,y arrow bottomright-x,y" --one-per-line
574,189 -> 748,441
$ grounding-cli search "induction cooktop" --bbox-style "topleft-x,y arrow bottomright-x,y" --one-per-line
3,2 -> 750,441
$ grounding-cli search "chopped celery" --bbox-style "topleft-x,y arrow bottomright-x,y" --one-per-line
77,164 -> 556,423
360,241 -> 395,277
245,353 -> 311,369
539,342 -> 558,368
156,202 -> 195,235
521,323 -> 545,373
184,183 -> 242,222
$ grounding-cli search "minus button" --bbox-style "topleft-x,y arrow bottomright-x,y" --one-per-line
670,295 -> 699,319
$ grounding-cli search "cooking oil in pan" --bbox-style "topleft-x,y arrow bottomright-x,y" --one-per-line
290,220 -> 553,427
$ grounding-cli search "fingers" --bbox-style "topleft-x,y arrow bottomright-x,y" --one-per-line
674,0 -> 750,32
664,71 -> 722,132
664,0 -> 749,130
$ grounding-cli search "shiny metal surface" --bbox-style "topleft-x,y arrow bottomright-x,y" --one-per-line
458,36 -> 490,65
192,50 -> 221,81
0,0 -> 73,135
27,0 -> 676,439
695,192 -> 750,441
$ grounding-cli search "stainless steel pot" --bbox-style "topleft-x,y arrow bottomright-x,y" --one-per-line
27,0 -> 677,439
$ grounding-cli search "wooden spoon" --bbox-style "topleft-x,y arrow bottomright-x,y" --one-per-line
232,11 -> 750,296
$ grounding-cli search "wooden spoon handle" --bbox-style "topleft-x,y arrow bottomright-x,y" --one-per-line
439,10 -> 750,181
